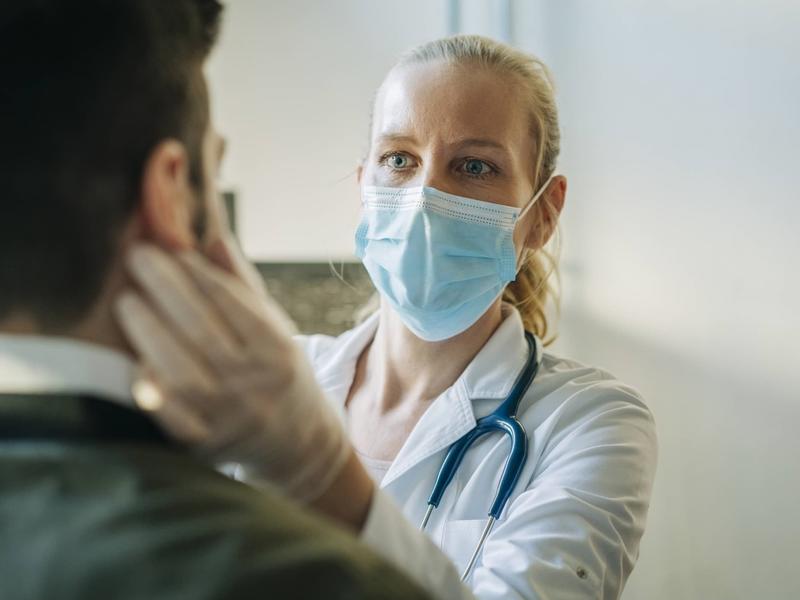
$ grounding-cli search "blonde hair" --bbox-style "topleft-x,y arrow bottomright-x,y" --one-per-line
362,35 -> 562,344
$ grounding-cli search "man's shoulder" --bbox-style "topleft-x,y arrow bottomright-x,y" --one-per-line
0,441 -> 430,600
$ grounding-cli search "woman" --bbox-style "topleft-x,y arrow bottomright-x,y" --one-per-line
118,35 -> 657,600
302,34 -> 657,597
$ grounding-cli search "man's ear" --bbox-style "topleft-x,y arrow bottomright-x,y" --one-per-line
356,162 -> 364,186
525,175 -> 567,249
138,140 -> 196,251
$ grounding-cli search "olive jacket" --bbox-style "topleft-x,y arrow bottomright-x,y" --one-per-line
0,393 -> 430,600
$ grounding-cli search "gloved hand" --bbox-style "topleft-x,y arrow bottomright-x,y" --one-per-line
114,241 -> 351,502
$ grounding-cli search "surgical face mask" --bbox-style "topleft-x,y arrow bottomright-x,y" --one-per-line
355,178 -> 553,341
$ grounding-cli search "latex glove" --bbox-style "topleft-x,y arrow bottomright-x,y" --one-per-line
114,242 -> 351,502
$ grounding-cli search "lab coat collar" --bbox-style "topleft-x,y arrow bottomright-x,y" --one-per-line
458,305 -> 532,406
319,305 -> 534,487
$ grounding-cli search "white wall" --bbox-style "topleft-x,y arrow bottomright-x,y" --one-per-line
206,0 -> 448,261
530,2 -> 800,598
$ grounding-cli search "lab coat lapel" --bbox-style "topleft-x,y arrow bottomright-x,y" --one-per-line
310,313 -> 382,412
379,307 -> 531,488
380,379 -> 476,488
310,306 -> 532,490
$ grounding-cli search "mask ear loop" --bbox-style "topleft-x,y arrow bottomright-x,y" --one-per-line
517,174 -> 557,222
513,174 -> 557,275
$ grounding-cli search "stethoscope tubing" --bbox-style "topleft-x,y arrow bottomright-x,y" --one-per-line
419,331 -> 541,581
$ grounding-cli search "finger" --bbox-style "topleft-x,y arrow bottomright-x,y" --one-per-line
115,291 -> 216,392
194,410 -> 277,466
204,234 -> 238,275
133,365 -> 219,428
201,187 -> 232,249
205,234 -> 271,303
178,251 -> 298,348
148,398 -> 210,446
126,244 -> 240,366
131,373 -> 210,445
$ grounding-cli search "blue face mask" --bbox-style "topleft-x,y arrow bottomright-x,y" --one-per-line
355,179 -> 553,341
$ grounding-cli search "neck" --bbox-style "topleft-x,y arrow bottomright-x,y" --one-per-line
0,267 -> 133,357
362,298 -> 505,413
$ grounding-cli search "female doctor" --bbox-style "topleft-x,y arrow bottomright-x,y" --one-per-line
117,35 -> 657,600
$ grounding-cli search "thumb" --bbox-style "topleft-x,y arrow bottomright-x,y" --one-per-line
205,234 -> 238,275
203,234 -> 271,303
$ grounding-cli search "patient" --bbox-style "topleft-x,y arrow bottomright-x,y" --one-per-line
0,1 -> 429,599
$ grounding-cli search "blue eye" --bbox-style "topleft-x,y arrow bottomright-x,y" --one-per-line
385,153 -> 411,169
463,159 -> 492,177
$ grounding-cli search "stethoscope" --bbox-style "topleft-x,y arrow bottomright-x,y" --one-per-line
419,331 -> 540,581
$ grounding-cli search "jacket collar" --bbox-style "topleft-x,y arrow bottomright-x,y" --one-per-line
315,305 -> 536,487
0,335 -> 136,407
0,392 -> 172,445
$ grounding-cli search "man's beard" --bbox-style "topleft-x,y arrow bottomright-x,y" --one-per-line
191,193 -> 208,244
189,158 -> 209,245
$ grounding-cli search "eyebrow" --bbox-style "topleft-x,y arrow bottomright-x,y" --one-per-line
375,134 -> 508,153
375,132 -> 418,145
454,138 -> 508,151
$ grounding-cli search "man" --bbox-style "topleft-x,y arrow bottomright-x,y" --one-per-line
0,2 -> 429,598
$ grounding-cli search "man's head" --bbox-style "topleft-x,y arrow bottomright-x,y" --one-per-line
0,0 -> 224,332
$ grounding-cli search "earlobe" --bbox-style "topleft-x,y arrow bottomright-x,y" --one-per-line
138,140 -> 195,251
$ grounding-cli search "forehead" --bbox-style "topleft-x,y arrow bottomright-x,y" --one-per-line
373,61 -> 530,148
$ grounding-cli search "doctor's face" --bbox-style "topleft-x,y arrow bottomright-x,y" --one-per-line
362,61 -> 538,213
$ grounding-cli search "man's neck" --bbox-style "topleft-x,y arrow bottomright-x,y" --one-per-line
0,276 -> 133,358
0,289 -> 137,406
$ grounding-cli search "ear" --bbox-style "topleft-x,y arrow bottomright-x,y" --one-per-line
524,175 -> 567,250
356,162 -> 364,186
137,140 -> 196,251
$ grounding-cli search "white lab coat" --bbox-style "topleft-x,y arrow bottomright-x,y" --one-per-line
297,307 -> 657,600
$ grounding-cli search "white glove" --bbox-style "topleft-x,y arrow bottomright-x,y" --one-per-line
114,241 -> 351,502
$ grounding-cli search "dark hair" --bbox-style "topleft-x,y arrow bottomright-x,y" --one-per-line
0,0 -> 224,329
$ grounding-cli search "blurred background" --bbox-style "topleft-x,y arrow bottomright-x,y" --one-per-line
207,1 -> 800,598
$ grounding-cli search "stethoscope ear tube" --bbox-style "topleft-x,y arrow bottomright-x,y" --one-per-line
461,517 -> 496,581
488,417 -> 528,519
426,428 -> 482,509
